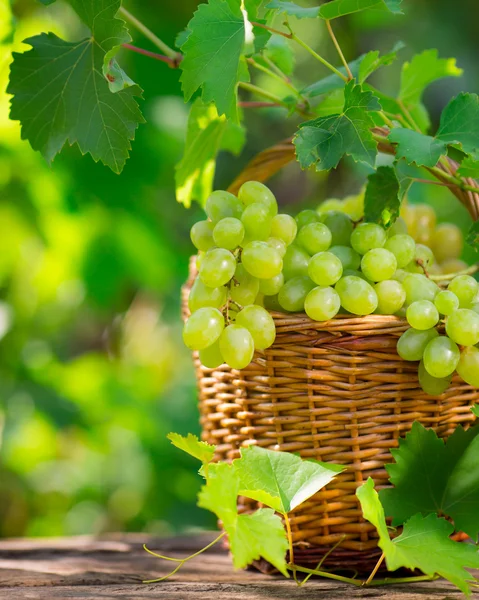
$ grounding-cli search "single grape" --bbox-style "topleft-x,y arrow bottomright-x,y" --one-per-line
397,327 -> 439,361
295,209 -> 320,229
400,203 -> 417,239
199,341 -> 224,368
242,241 -> 282,279
406,300 -> 439,330
213,217 -> 245,250
319,211 -> 354,246
304,286 -> 341,321
441,259 -> 468,275
196,252 -> 204,270
448,275 -> 479,307
267,237 -> 287,258
270,214 -> 297,246
329,245 -> 361,270
418,360 -> 452,396
241,203 -> 272,241
238,181 -> 278,216
387,217 -> 408,237
423,335 -> 460,378
282,244 -> 310,280
199,248 -> 236,288
308,252 -> 343,286
361,248 -> 397,282
445,308 -> 479,346
219,324 -> 255,369
434,290 -> 460,316
236,305 -> 276,350
317,199 -> 343,214
342,192 -> 364,222
402,273 -> 439,304
259,273 -> 284,296
183,307 -> 224,350
278,276 -> 315,312
190,220 -> 215,251
335,276 -> 378,315
414,204 -> 437,245
205,190 -> 243,223
188,277 -> 227,313
263,294 -> 282,312
296,222 -> 332,255
431,223 -> 464,263
384,234 -> 416,268
405,244 -> 435,274
350,222 -> 387,256
230,263 -> 260,306
374,280 -> 406,315
457,346 -> 479,387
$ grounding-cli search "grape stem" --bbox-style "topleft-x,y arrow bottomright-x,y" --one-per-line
121,43 -> 178,67
429,264 -> 479,282
325,20 -> 353,80
250,21 -> 292,39
119,7 -> 179,60
247,57 -> 304,101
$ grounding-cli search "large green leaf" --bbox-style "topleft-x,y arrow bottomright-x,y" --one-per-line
458,155 -> 479,179
175,99 -> 245,207
358,42 -> 404,83
294,81 -> 381,171
7,0 -> 144,173
318,0 -> 403,20
388,129 -> 445,167
358,479 -> 479,596
233,445 -> 343,514
167,432 -> 216,464
364,166 -> 401,228
379,421 -> 479,540
302,56 -> 364,98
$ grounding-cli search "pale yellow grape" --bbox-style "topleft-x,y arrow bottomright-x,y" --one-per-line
183,307 -> 224,350
278,276 -> 315,312
270,214 -> 297,245
242,241 -> 283,279
418,360 -> 452,396
219,325 -> 255,369
402,273 -> 439,304
188,277 -> 227,313
445,308 -> 479,346
397,327 -> 439,361
431,223 -> 464,263
423,336 -> 460,378
317,199 -> 343,214
308,252 -> 343,286
205,190 -> 243,223
190,220 -> 215,251
267,237 -> 287,258
296,222 -> 332,255
414,204 -> 436,245
360,248 -> 397,282
434,290 -> 459,316
448,275 -> 479,307
441,259 -> 468,275
241,203 -> 272,241
304,287 -> 341,321
199,248 -> 236,288
387,217 -> 408,237
213,217 -> 244,250
406,300 -> 439,330
230,264 -> 259,306
457,346 -> 479,387
335,276 -> 378,315
199,341 -> 224,368
384,234 -> 416,268
350,222 -> 387,255
238,181 -> 278,216
374,280 -> 406,315
236,305 -> 276,350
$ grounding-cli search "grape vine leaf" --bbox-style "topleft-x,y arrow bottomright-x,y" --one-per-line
388,129 -> 445,167
167,431 -> 216,464
467,221 -> 479,252
180,0 -> 258,123
198,462 -> 289,575
358,42 -> 404,83
7,0 -> 144,173
294,81 -> 381,171
364,166 -> 401,227
176,99 -> 245,207
379,421 -> 479,540
318,0 -> 403,20
233,445 -> 344,514
458,155 -> 479,179
357,478 -> 479,596
265,0 -> 320,18
263,35 -> 295,76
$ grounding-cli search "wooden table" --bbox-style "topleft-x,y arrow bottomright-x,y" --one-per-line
0,532 -> 475,598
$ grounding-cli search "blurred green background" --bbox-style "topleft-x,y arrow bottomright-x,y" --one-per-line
0,0 -> 477,538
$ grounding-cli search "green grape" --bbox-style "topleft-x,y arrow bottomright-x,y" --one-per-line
230,263 -> 260,306
335,276 -> 378,316
405,244 -> 435,274
350,222 -> 387,255
199,248 -> 237,288
238,181 -> 278,216
374,280 -> 406,315
196,252 -> 204,270
270,214 -> 297,246
199,341 -> 224,368
282,244 -> 310,280
317,199 -> 343,214
304,286 -> 341,321
329,245 -> 361,270
418,360 -> 452,396
241,203 -> 272,241
472,302 -> 479,315
423,335 -> 460,378
387,217 -> 408,237
295,209 -> 320,229
319,211 -> 354,246
361,248 -> 397,282
342,193 -> 364,222
190,220 -> 215,251
397,327 -> 439,361
308,252 -> 343,286
441,259 -> 468,275
219,324 -> 255,369
402,273 -> 439,304
213,217 -> 245,250
448,275 -> 479,307
431,223 -> 464,263
434,290 -> 459,316
242,241 -> 283,279
183,307 -> 224,350
267,237 -> 287,258
278,276 -> 315,312
384,234 -> 416,268
445,308 -> 479,346
259,273 -> 284,296
296,223 -> 332,255
406,300 -> 439,330
205,190 -> 243,223
457,346 -> 479,387
188,277 -> 227,313
263,294 -> 282,311
392,269 -> 408,283
236,305 -> 276,350
414,204 -> 437,246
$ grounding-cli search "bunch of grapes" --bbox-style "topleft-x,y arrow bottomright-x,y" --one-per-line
183,181 -> 479,394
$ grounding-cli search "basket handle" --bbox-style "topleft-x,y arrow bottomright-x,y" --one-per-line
228,127 -> 479,222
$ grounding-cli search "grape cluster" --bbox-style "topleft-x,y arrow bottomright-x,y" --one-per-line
184,181 -> 479,394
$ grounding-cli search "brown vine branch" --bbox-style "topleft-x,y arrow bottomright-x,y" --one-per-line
250,20 -> 292,39
239,101 -> 281,108
122,43 -> 181,67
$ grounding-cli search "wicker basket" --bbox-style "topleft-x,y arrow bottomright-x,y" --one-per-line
182,134 -> 479,571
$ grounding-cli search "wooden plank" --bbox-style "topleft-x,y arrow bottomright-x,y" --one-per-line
0,532 -> 473,598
